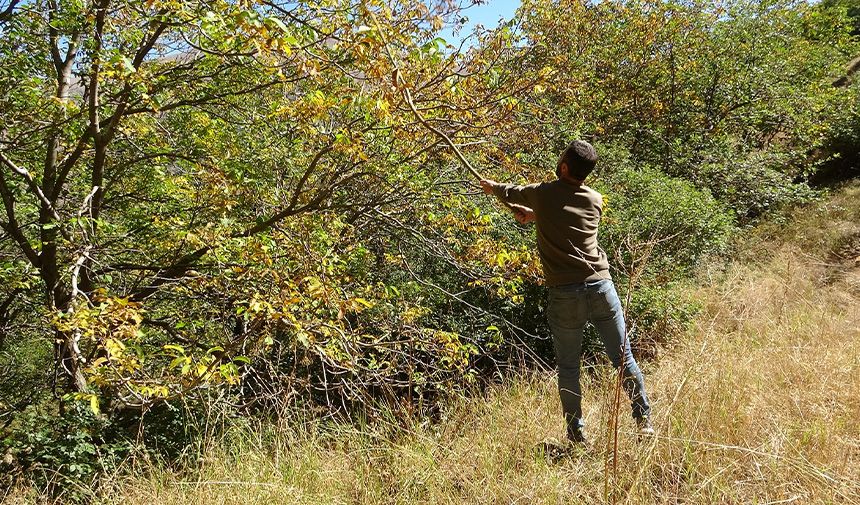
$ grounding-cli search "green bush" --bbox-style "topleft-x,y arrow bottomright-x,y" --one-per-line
689,151 -> 820,220
0,396 -> 217,503
597,163 -> 736,278
575,160 -> 734,353
623,282 -> 703,358
1,402 -> 132,502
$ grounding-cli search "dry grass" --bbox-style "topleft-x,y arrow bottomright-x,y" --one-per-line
5,183 -> 860,505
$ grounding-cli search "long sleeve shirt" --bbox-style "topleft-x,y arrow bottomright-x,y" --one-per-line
492,178 -> 611,286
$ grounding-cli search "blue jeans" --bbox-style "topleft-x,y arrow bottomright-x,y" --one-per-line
546,279 -> 651,431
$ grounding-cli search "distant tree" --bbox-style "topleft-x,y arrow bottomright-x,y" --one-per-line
822,0 -> 860,36
505,0 -> 857,217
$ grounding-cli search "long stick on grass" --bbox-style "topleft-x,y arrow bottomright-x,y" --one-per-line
604,232 -> 667,503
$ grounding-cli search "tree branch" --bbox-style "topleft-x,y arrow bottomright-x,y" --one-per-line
0,168 -> 41,267
48,123 -> 94,201
129,247 -> 211,302
0,0 -> 19,24
121,78 -> 287,117
0,152 -> 63,223
132,15 -> 169,68
234,145 -> 333,238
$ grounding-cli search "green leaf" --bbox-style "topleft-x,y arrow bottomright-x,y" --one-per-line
266,17 -> 288,32
121,56 -> 136,75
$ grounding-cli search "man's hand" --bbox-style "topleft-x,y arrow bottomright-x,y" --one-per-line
510,203 -> 535,224
480,179 -> 496,195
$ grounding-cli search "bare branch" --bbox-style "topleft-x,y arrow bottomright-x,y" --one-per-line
68,246 -> 93,307
0,0 -> 20,24
129,246 -> 211,302
121,78 -> 288,117
0,167 -> 41,267
0,151 -> 63,222
52,128 -> 95,202
234,145 -> 334,238
132,15 -> 169,68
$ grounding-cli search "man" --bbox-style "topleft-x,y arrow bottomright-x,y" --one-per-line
480,139 -> 654,446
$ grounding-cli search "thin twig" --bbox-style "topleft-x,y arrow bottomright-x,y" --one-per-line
368,11 -> 514,216
173,481 -> 280,487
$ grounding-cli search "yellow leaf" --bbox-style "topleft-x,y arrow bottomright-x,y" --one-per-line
355,298 -> 373,308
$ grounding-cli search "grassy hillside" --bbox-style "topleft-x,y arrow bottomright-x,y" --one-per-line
5,183 -> 860,504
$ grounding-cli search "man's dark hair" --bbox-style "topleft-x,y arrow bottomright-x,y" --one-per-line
556,140 -> 598,180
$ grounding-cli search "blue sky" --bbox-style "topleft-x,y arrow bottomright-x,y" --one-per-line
438,0 -> 522,45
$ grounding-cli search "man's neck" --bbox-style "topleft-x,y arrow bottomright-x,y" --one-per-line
560,174 -> 584,185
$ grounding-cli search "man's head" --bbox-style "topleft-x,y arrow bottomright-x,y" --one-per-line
555,140 -> 598,181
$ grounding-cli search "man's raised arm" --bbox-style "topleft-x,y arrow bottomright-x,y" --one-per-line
480,180 -> 535,224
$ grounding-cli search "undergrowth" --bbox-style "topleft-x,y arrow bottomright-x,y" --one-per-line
3,183 -> 860,504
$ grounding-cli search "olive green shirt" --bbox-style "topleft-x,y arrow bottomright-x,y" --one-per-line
492,179 -> 611,286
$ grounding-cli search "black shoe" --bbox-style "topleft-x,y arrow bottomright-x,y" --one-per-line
636,416 -> 655,437
567,426 -> 589,447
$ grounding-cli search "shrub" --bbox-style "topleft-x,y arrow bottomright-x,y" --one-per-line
597,163 -> 736,278
1,402 -> 132,503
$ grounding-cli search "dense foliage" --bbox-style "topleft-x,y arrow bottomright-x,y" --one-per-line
2,0 -> 859,498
